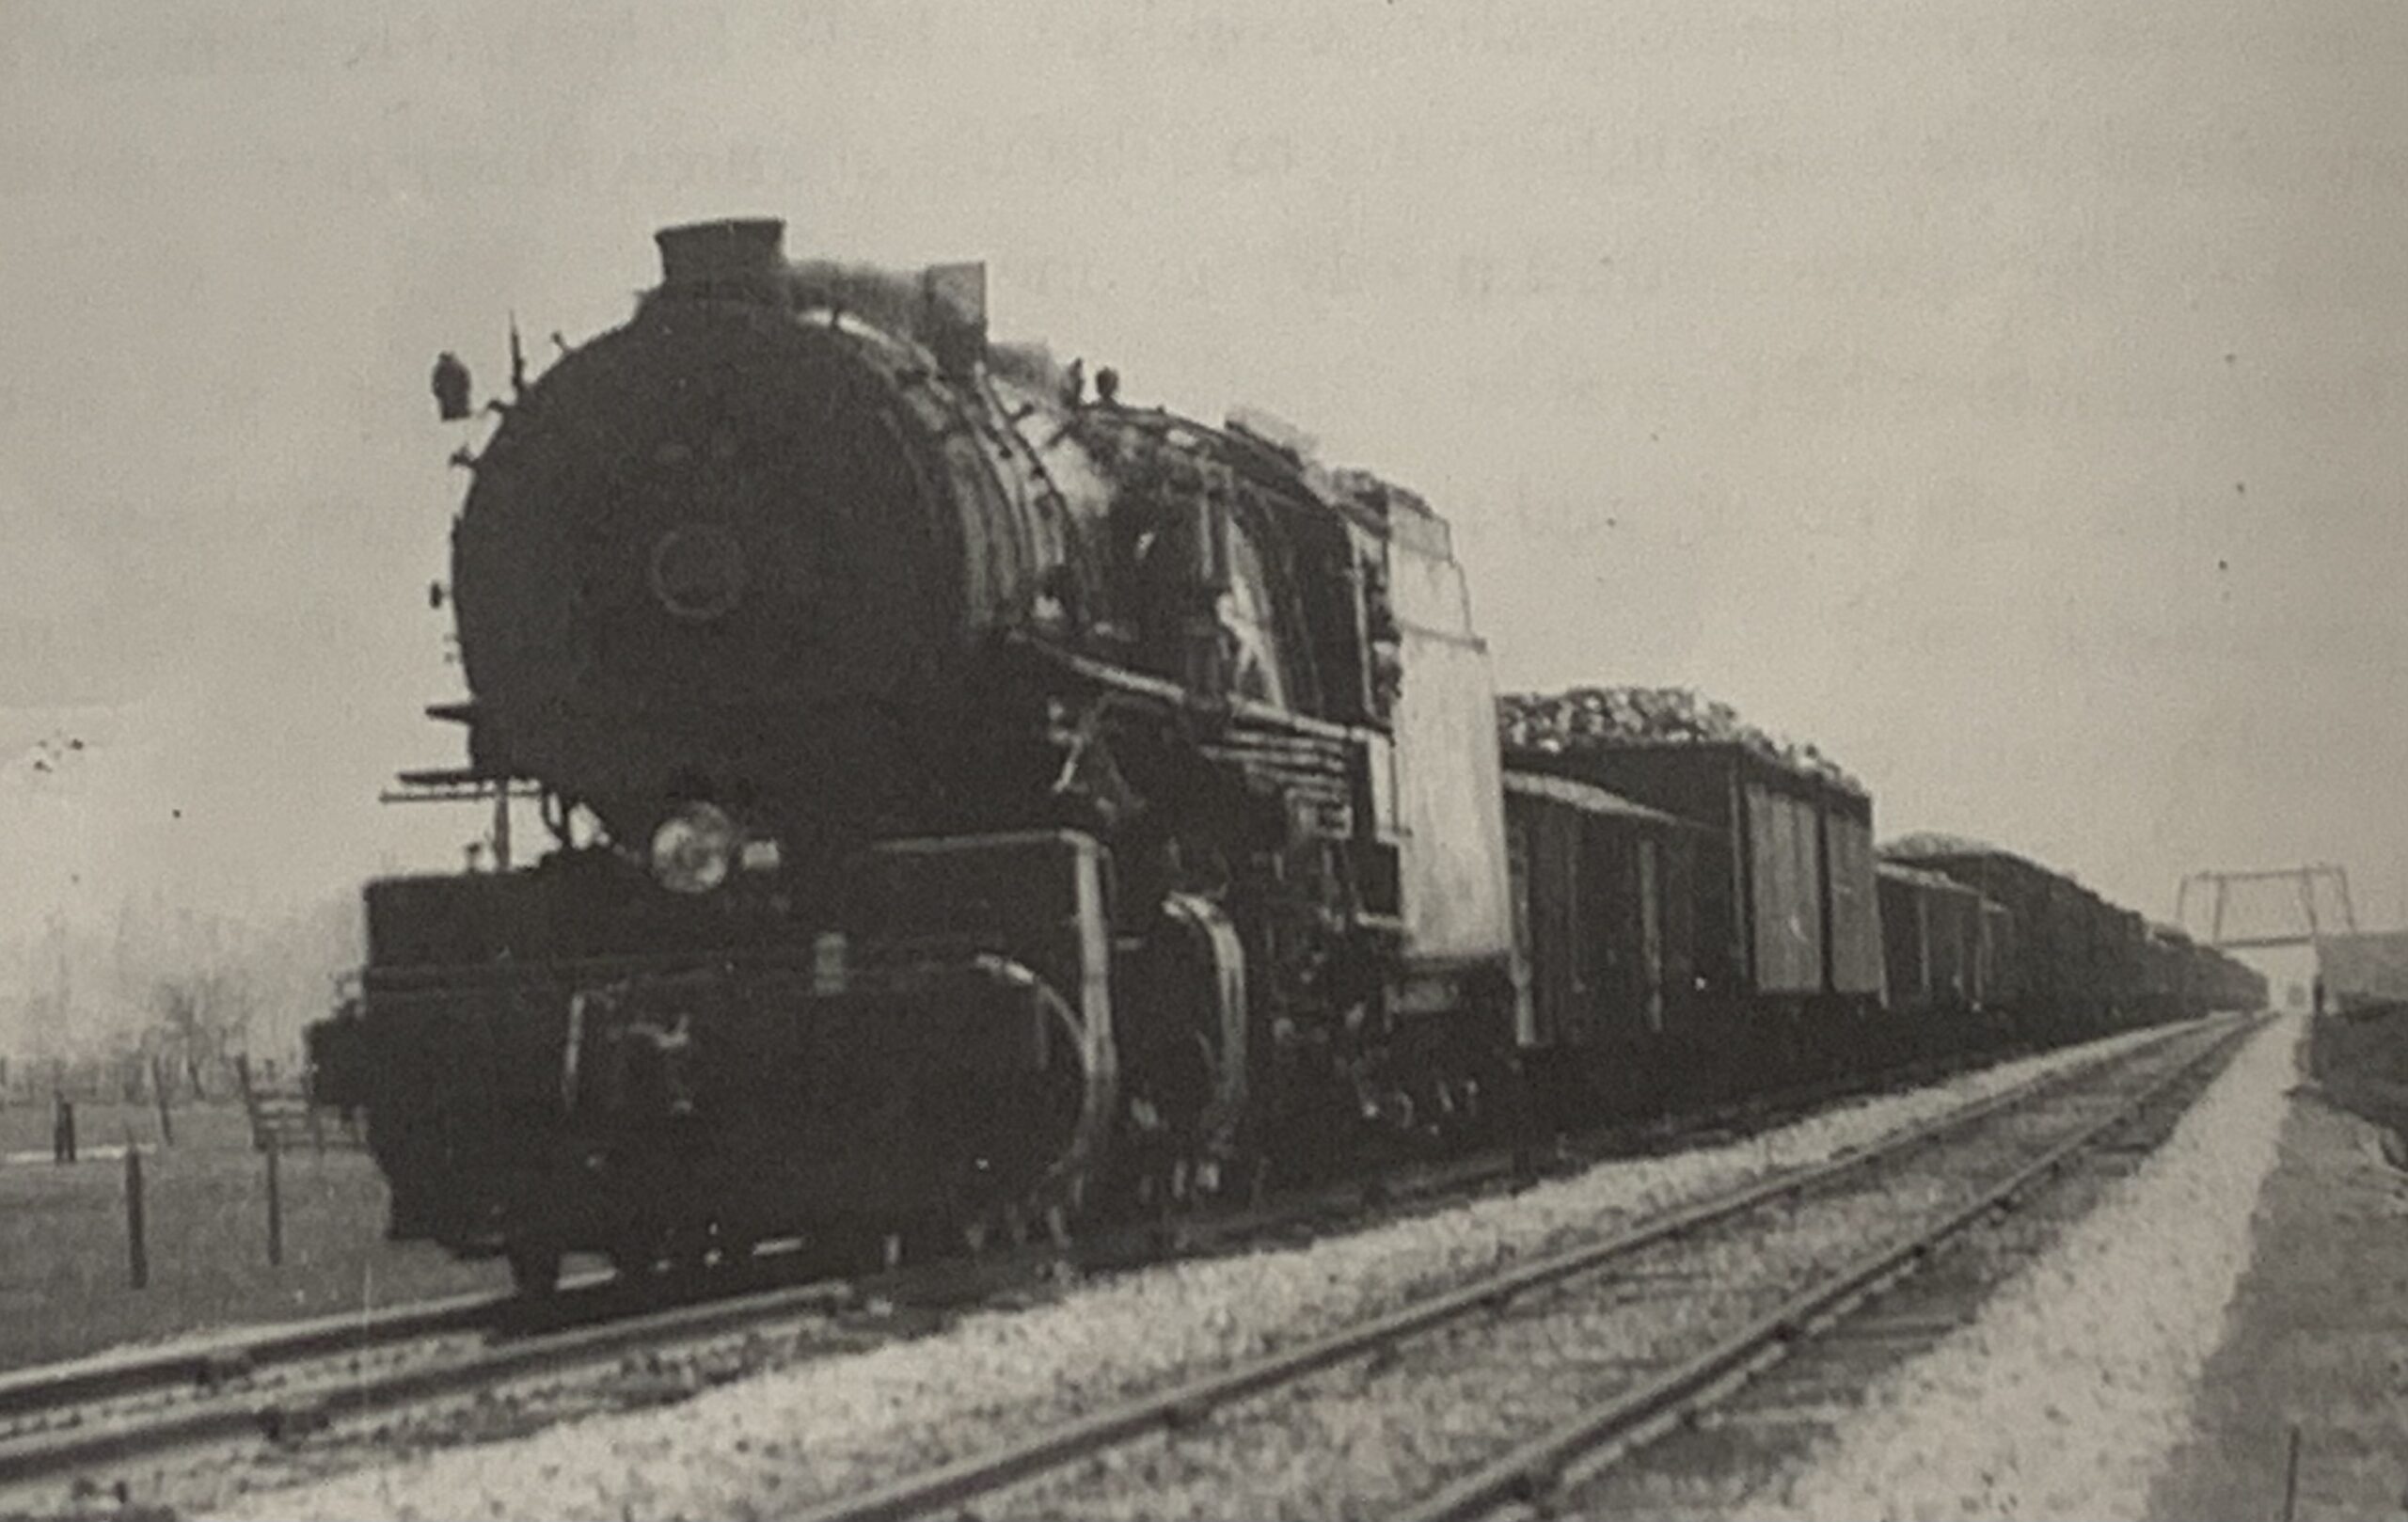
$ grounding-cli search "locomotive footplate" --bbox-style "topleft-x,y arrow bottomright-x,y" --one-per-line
324,831 -> 1118,1265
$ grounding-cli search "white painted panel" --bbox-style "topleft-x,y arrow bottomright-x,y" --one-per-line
1386,541 -> 1513,970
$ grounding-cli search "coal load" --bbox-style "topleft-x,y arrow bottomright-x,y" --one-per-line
1497,687 -> 1863,793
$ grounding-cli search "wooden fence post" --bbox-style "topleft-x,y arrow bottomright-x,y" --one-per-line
264,1129 -> 284,1268
124,1138 -> 148,1291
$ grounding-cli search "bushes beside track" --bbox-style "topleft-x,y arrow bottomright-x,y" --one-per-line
2309,1006 -> 2408,1164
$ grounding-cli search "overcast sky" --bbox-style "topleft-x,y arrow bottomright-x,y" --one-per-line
3,0 -> 2403,945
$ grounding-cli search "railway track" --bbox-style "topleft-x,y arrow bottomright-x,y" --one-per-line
774,1016 -> 2256,1522
0,1020 -> 2227,1514
0,1158 -> 1468,1501
0,1259 -> 862,1493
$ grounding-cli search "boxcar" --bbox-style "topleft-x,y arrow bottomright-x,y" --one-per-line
1978,898 -> 2018,1007
1884,835 -> 2147,1033
2138,922 -> 2196,1023
1506,740 -> 1881,1011
1503,770 -> 1703,1051
1877,862 -> 1996,1017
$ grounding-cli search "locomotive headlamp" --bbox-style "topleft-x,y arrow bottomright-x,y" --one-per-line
650,802 -> 739,895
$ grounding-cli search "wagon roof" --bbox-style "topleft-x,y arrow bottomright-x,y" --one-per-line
1884,834 -> 2125,913
1877,861 -> 1981,894
1503,769 -> 1707,832
1880,832 -> 2007,860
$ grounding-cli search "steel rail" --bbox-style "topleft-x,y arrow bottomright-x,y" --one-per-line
0,1288 -> 515,1425
784,1017 -> 2242,1522
0,1265 -> 860,1488
0,1245 -> 822,1432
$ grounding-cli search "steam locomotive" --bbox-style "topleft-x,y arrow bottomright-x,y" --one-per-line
311,218 -> 1522,1292
308,217 -> 2262,1293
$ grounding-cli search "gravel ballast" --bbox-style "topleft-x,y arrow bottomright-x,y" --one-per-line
976,1028 -> 2229,1521
212,1026 -> 2188,1522
1730,1013 -> 2299,1522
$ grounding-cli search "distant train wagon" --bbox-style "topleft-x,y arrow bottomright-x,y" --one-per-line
1882,836 -> 2259,1030
1880,837 -> 2137,1033
1876,862 -> 2004,1018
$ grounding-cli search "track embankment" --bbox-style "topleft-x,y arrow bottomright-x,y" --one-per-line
1612,1011 -> 2298,1521
2144,1014 -> 2408,1522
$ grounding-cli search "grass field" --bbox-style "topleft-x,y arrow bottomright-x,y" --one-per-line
0,1099 -> 504,1372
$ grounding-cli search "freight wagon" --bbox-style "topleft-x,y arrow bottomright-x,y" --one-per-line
1498,737 -> 1920,1121
1502,771 -> 1704,1118
1875,862 -> 2005,1020
1497,693 -> 2258,1134
2137,923 -> 2195,1024
1884,835 -> 2156,1038
1979,898 -> 2020,1007
1504,740 -> 1882,1014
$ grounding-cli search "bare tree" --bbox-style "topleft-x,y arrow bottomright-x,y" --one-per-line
151,970 -> 255,1101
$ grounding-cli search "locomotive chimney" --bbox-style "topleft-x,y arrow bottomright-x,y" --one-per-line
654,218 -> 787,301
